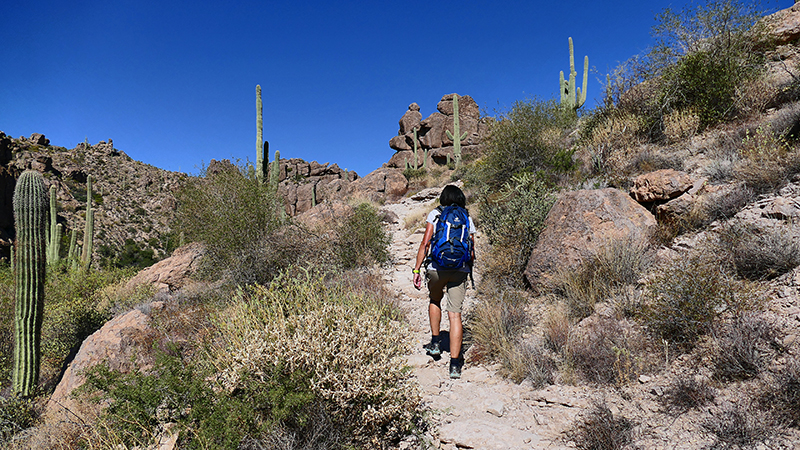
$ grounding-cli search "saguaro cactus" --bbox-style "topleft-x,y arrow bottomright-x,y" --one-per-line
46,185 -> 61,266
446,94 -> 468,169
256,85 -> 267,183
559,37 -> 588,111
412,127 -> 420,170
12,170 -> 47,397
80,176 -> 94,271
270,150 -> 280,190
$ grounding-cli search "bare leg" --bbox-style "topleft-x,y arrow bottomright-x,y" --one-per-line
448,311 -> 462,359
429,300 -> 442,336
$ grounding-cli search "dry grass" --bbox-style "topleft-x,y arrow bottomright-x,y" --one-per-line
565,316 -> 647,386
567,400 -> 635,450
701,403 -> 781,450
711,312 -> 782,381
659,376 -> 716,416
715,220 -> 800,281
550,237 -> 652,322
757,353 -> 800,428
663,108 -> 700,144
402,201 -> 438,231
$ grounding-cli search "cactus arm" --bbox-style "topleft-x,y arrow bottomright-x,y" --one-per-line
10,244 -> 14,273
559,70 -> 567,104
256,85 -> 264,184
67,228 -> 77,267
12,170 -> 47,397
578,55 -> 589,108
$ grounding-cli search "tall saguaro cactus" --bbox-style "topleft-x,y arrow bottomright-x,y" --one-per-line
12,170 -> 47,397
445,94 -> 468,169
80,176 -> 94,271
412,127 -> 420,170
46,185 -> 61,266
256,85 -> 267,183
559,37 -> 588,111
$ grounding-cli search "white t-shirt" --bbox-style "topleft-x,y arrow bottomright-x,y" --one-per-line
426,207 -> 476,272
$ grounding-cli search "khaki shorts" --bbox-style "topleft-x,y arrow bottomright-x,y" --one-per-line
427,269 -> 468,313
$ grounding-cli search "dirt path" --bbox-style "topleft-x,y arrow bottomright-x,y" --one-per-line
381,187 -> 588,450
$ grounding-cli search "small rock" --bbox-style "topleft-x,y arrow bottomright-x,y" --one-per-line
639,375 -> 652,383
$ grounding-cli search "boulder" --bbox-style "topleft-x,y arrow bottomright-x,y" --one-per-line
524,188 -> 657,288
389,134 -> 412,151
765,3 -> 800,45
418,112 -> 448,149
28,133 -> 49,146
399,103 -> 422,135
630,169 -> 694,203
295,199 -> 354,228
348,168 -> 408,201
437,94 -> 480,119
46,303 -> 162,424
125,242 -> 205,293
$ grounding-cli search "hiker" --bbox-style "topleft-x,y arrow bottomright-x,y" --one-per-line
412,184 -> 475,379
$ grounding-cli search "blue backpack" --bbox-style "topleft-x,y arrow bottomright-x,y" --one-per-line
430,205 -> 472,269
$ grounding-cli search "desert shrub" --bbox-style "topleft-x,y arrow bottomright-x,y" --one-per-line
478,173 -> 556,288
715,220 -> 800,281
566,317 -> 645,385
734,125 -> 800,195
41,267 -> 133,384
659,376 -> 716,416
603,0 -> 768,141
757,354 -> 800,428
663,108 -> 700,143
468,288 -> 557,386
642,251 -> 760,350
469,98 -> 577,191
402,167 -> 426,181
550,238 -> 652,321
82,350 -> 329,450
543,305 -> 571,355
567,400 -> 635,450
579,112 -> 645,175
173,162 -> 286,285
211,272 -> 422,449
0,395 -> 39,444
335,203 -> 391,270
701,403 -> 780,450
711,313 -> 781,381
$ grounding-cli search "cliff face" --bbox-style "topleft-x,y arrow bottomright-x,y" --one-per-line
0,132 -> 186,265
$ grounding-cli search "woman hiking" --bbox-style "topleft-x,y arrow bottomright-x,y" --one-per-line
412,185 -> 475,379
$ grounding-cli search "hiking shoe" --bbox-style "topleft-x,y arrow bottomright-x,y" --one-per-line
424,340 -> 441,357
449,358 -> 463,379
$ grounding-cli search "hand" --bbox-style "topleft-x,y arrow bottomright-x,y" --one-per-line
413,272 -> 422,290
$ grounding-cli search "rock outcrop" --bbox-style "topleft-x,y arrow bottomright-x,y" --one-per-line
386,94 -> 488,169
125,242 -> 206,293
524,188 -> 657,288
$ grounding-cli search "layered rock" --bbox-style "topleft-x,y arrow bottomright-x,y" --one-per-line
387,94 -> 487,169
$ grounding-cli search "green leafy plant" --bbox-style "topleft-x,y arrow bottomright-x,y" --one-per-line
335,203 -> 391,270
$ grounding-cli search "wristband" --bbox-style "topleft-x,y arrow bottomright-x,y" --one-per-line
412,269 -> 420,274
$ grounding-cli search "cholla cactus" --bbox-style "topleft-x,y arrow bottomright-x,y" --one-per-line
12,170 -> 47,397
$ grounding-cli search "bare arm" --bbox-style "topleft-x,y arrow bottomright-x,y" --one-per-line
413,223 -> 434,289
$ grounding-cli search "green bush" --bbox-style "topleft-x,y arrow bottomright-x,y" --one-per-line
478,173 -> 556,288
0,395 -> 39,444
335,203 -> 391,270
468,98 -> 577,191
173,162 -> 286,285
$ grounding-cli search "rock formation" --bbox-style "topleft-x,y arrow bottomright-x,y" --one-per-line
386,94 -> 489,169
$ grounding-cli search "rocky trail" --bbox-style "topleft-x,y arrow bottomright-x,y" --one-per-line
380,187 -> 588,450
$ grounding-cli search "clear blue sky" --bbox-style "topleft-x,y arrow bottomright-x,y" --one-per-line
0,1 -> 789,177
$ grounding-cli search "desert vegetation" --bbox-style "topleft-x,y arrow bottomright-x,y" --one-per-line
4,0 -> 800,448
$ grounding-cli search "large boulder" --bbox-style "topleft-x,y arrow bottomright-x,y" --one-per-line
46,304 -> 163,424
348,168 -> 408,202
125,242 -> 205,293
765,3 -> 800,45
524,188 -> 657,288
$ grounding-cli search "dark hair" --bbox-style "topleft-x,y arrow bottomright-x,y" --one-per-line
439,185 -> 466,208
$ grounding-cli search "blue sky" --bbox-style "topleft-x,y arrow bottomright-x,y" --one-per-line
0,1 -> 789,177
